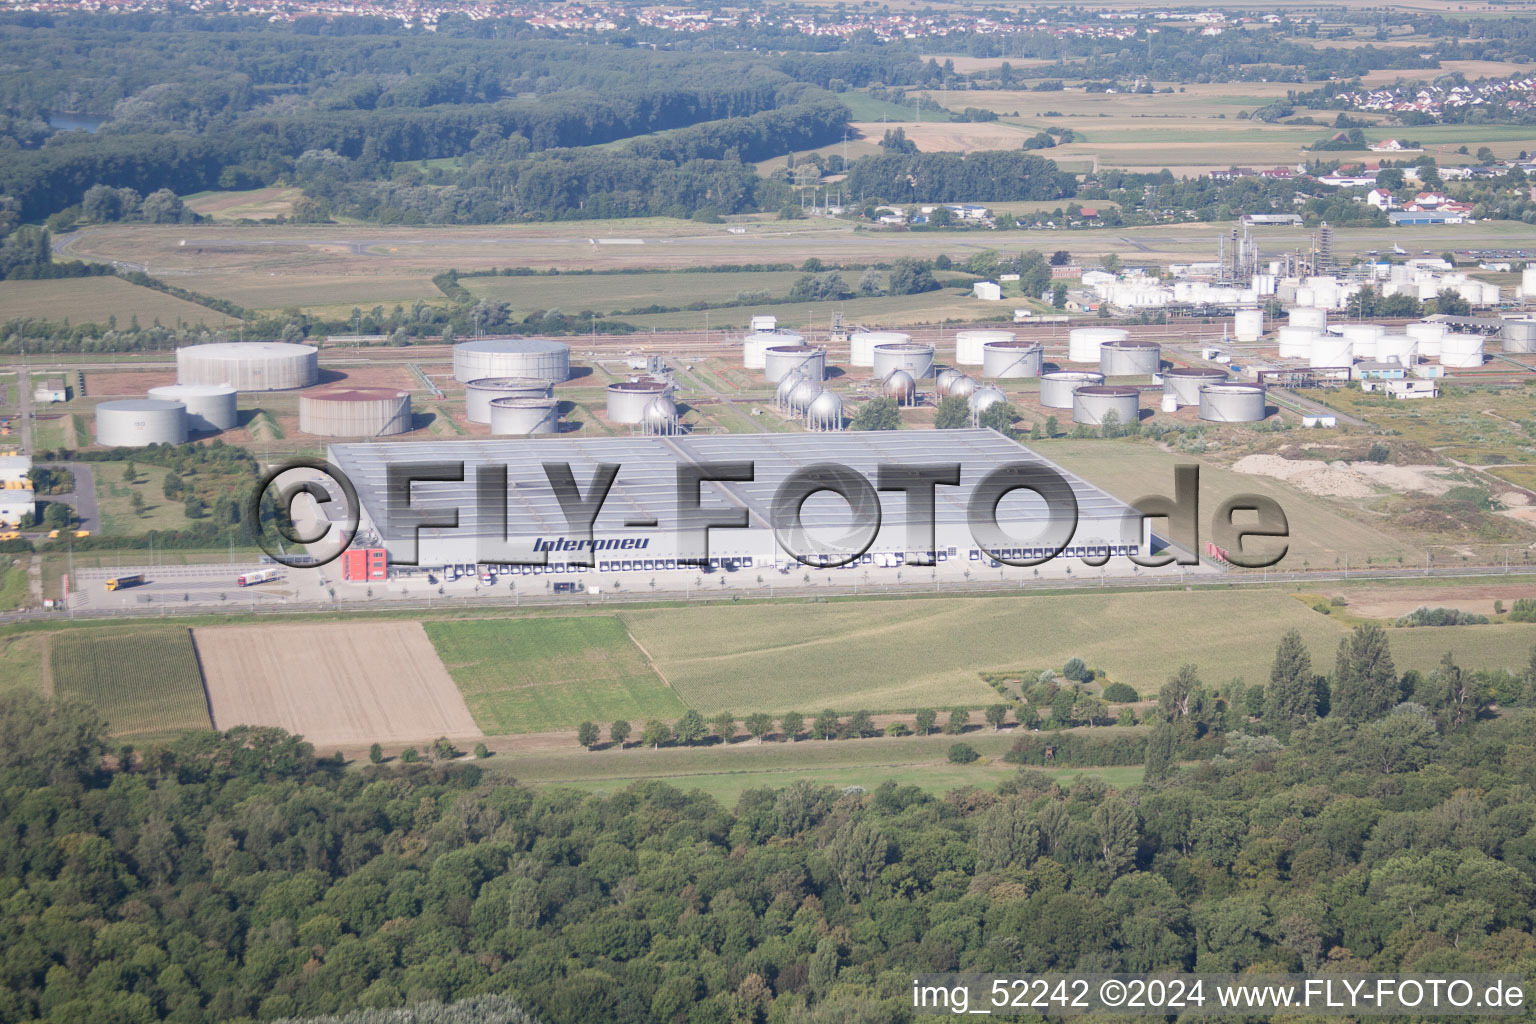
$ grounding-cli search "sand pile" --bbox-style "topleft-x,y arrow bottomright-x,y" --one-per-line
1232,455 -> 1456,499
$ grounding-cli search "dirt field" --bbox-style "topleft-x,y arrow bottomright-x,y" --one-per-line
849,120 -> 1037,153
194,621 -> 482,746
1339,584 -> 1536,621
85,369 -> 178,396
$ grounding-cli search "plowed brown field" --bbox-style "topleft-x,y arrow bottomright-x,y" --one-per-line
194,621 -> 481,745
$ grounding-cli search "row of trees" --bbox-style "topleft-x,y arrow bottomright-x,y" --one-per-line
574,705 -> 1042,751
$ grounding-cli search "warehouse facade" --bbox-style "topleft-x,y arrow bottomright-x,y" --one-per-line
325,430 -> 1174,578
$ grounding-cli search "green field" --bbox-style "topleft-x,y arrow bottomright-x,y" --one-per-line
840,90 -> 956,123
461,270 -> 808,313
0,277 -> 232,327
619,280 -> 993,332
182,186 -> 302,221
95,466 -> 194,534
0,632 -> 47,694
0,558 -> 29,611
1321,383 -> 1536,466
623,591 -> 1536,715
483,727 -> 1142,802
424,615 -> 687,733
1038,439 -> 1418,568
50,626 -> 210,738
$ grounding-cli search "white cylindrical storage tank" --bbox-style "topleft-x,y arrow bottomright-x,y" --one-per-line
1406,321 -> 1446,359
1294,287 -> 1316,309
849,331 -> 908,369
1233,308 -> 1264,342
1161,393 -> 1179,413
1440,332 -> 1485,368
763,345 -> 826,385
1198,384 -> 1266,422
955,329 -> 1015,367
95,399 -> 186,447
1040,371 -> 1104,409
1277,327 -> 1320,359
872,342 -> 935,380
1375,334 -> 1418,366
489,396 -> 559,435
176,342 -> 318,391
1098,340 -> 1161,377
1310,335 -> 1352,368
606,379 -> 670,424
1072,385 -> 1140,426
452,338 -> 570,383
465,377 -> 552,423
299,387 -> 412,437
1338,324 -> 1385,361
744,330 -> 803,370
805,391 -> 844,431
146,384 -> 236,432
1521,267 -> 1536,298
1162,367 -> 1228,407
1287,307 -> 1328,331
1068,327 -> 1128,364
1502,319 -> 1536,354
982,340 -> 1044,379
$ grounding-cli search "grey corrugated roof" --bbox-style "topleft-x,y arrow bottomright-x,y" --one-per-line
328,429 -> 1138,540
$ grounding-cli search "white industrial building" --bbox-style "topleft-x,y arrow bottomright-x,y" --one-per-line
0,455 -> 35,527
326,430 -> 1176,579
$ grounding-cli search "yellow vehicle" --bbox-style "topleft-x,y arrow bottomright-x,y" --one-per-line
105,574 -> 144,591
0,531 -> 19,541
74,530 -> 91,538
47,529 -> 59,539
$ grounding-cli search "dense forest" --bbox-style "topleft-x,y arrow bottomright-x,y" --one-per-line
2,13 -> 1526,228
0,22 -> 871,221
4,626 -> 1536,1024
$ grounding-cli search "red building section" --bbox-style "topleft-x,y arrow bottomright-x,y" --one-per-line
342,548 -> 387,581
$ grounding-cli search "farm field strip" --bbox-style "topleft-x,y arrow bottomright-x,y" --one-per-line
483,728 -> 1141,800
622,591 -> 1536,716
195,621 -> 480,745
461,270 -> 808,312
424,616 -> 686,734
51,626 -> 210,738
0,277 -> 232,326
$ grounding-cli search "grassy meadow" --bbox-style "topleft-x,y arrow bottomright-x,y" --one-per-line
0,277 -> 231,326
484,727 -> 1144,802
1037,438 -> 1419,568
424,615 -> 686,733
621,591 -> 1536,716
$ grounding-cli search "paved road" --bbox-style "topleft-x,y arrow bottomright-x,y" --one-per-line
41,462 -> 97,533
16,367 -> 32,453
6,562 -> 1536,626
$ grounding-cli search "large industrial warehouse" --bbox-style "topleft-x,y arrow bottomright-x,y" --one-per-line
325,429 -> 1174,580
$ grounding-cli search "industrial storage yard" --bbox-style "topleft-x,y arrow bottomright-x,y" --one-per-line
15,14 -> 1536,1024
7,213 -> 1536,771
